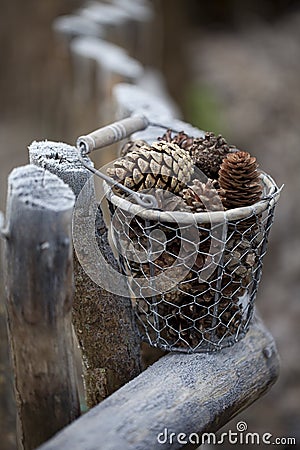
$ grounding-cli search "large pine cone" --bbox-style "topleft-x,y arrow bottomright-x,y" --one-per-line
107,140 -> 194,194
181,178 -> 221,212
120,139 -> 148,157
190,132 -> 235,179
219,151 -> 262,209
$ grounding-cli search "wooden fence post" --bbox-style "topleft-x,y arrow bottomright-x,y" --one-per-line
29,140 -> 142,407
2,164 -> 79,450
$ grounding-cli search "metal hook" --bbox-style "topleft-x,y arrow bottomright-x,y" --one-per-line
77,144 -> 159,209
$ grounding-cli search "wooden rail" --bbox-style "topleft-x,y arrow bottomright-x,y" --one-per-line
38,315 -> 279,450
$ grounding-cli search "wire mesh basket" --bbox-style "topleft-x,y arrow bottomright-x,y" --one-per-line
75,116 -> 281,352
104,173 -> 280,353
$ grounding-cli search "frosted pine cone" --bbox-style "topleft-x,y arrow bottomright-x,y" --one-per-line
150,189 -> 189,212
181,178 -> 221,212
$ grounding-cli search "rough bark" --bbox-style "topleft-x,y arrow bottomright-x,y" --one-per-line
29,140 -> 142,407
3,164 -> 79,449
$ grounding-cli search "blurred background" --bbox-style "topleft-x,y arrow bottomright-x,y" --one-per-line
1,0 -> 300,449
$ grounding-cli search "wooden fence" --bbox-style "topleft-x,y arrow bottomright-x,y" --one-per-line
0,1 -> 280,449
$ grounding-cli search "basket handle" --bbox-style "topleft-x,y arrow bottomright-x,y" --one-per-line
76,115 -> 159,209
77,115 -> 149,155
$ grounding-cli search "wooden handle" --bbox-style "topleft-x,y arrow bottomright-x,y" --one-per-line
76,115 -> 149,154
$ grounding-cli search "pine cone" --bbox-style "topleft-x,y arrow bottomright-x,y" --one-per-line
107,140 -> 194,195
159,129 -> 194,152
215,299 -> 243,338
141,189 -> 189,212
164,290 -> 182,305
165,301 -> 213,348
181,178 -> 221,212
120,139 -> 148,157
219,151 -> 262,209
190,132 -> 235,179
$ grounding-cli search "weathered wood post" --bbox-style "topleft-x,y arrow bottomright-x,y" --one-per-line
29,140 -> 142,407
2,165 -> 79,450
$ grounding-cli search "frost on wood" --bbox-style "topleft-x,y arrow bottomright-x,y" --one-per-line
7,164 -> 75,212
137,68 -> 181,117
53,15 -> 104,40
79,2 -> 130,26
71,37 -> 143,79
113,83 -> 204,145
38,315 -> 279,450
113,0 -> 153,21
79,1 -> 153,24
29,140 -> 93,197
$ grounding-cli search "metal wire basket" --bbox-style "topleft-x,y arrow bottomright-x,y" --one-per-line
104,172 -> 280,353
75,117 -> 281,352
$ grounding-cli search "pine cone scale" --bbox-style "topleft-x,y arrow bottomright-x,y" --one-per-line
108,140 -> 194,195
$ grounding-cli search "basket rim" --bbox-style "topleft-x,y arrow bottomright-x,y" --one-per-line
104,171 -> 280,224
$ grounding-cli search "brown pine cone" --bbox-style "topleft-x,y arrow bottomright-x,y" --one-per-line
215,299 -> 243,338
219,151 -> 262,209
190,132 -> 235,179
159,129 -> 194,152
181,178 -> 221,212
107,140 -> 194,195
143,189 -> 189,212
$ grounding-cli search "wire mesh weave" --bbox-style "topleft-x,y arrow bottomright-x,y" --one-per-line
105,173 -> 280,353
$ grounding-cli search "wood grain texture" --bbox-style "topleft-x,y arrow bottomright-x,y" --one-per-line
29,141 -> 142,407
38,315 -> 279,450
4,165 -> 79,450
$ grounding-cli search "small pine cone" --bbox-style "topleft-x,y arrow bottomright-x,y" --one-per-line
190,132 -> 235,179
159,129 -> 194,151
120,139 -> 148,157
163,290 -> 182,306
216,299 -> 243,339
167,310 -> 194,338
107,140 -> 194,195
219,151 -> 262,209
181,178 -> 221,212
146,189 -> 189,212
